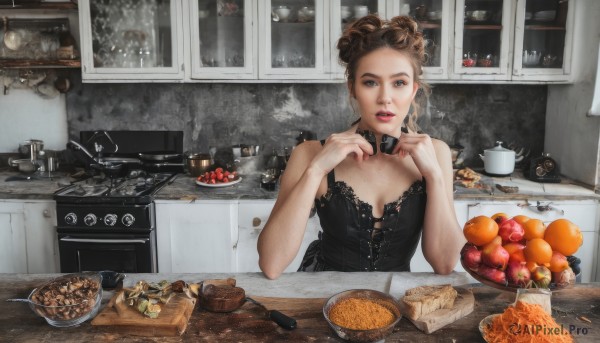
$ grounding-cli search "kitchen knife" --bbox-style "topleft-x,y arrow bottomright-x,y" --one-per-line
246,297 -> 297,330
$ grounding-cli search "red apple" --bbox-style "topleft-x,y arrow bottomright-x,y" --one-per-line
506,261 -> 531,287
482,238 -> 510,271
531,266 -> 552,288
477,265 -> 507,285
498,219 -> 525,244
549,251 -> 569,273
461,244 -> 482,270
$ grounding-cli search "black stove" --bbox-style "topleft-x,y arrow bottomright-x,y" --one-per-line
55,130 -> 183,273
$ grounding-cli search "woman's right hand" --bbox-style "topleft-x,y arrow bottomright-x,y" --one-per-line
309,129 -> 374,176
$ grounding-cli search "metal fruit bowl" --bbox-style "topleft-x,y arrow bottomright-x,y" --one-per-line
460,256 -> 579,293
323,289 -> 401,342
23,272 -> 102,327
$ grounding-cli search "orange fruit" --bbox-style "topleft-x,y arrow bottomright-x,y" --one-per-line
525,261 -> 539,272
544,219 -> 583,256
503,242 -> 526,263
549,251 -> 569,273
512,215 -> 530,227
523,238 -> 553,264
463,216 -> 499,246
522,219 -> 546,240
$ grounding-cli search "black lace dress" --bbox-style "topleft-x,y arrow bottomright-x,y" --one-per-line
298,168 -> 427,272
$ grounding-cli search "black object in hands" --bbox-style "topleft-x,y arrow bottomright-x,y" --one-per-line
380,134 -> 399,155
357,129 -> 377,155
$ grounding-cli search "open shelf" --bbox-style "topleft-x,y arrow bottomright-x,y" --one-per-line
464,24 -> 503,30
525,25 -> 566,31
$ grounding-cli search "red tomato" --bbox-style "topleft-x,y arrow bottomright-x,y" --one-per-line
216,173 -> 223,181
215,167 -> 223,173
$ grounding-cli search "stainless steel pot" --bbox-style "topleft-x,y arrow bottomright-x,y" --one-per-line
19,139 -> 44,160
8,158 -> 38,173
186,153 -> 212,177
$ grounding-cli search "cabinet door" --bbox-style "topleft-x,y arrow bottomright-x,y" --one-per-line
387,0 -> 453,80
512,0 -> 574,81
190,0 -> 257,79
23,201 -> 59,273
329,0 -> 387,79
155,201 -> 237,273
0,202 -> 27,273
79,0 -> 184,81
237,200 -> 320,273
452,0 -> 512,80
258,0 -> 328,79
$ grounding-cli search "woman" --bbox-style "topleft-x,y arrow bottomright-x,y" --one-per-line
257,15 -> 465,279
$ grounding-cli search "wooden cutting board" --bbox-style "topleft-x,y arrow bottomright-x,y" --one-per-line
91,295 -> 196,337
398,287 -> 475,334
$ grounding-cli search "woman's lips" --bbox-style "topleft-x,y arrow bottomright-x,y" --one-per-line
376,111 -> 395,122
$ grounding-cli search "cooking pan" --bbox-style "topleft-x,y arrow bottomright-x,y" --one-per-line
138,151 -> 182,162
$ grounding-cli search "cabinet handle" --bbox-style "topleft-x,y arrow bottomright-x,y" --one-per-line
252,217 -> 262,227
43,209 -> 51,218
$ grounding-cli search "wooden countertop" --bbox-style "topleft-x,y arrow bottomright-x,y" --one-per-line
1,272 -> 598,342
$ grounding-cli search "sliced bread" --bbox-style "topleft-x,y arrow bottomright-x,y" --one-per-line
402,284 -> 458,320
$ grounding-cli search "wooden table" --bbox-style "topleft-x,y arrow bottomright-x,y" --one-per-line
1,273 -> 598,342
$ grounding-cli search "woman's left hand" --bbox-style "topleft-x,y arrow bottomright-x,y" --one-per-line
392,132 -> 442,180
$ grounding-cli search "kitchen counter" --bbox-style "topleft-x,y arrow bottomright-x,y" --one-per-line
1,272 -> 598,342
0,169 -> 598,201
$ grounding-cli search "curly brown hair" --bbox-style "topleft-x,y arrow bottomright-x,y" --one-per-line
337,15 -> 429,130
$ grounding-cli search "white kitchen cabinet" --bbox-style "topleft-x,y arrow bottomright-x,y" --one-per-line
237,199 -> 320,272
0,200 -> 59,274
79,0 -> 185,82
511,0 -> 575,82
465,199 -> 600,282
23,201 -> 59,273
155,200 -> 237,273
0,202 -> 27,273
189,0 -> 258,80
258,0 -> 329,80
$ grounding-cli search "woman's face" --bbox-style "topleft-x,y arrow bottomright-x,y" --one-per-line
350,47 -> 419,137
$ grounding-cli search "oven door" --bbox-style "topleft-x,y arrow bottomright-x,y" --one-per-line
58,232 -> 157,273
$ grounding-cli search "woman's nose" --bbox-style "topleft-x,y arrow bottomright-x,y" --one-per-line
378,88 -> 392,104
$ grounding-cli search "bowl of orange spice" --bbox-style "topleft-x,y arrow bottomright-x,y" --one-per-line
323,289 -> 402,342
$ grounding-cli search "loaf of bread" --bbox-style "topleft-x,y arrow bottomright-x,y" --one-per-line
402,284 -> 458,320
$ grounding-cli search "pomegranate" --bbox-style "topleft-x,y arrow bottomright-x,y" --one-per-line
461,244 -> 482,270
477,265 -> 507,285
481,238 -> 510,271
498,219 -> 525,244
506,261 -> 531,287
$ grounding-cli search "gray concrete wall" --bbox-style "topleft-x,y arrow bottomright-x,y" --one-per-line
66,77 -> 546,169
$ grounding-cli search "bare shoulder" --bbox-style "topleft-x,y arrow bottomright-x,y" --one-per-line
431,138 -> 451,156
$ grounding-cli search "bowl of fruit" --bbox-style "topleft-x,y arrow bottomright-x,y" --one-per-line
460,214 -> 582,292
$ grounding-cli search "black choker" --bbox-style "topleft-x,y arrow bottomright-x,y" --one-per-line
357,129 -> 400,155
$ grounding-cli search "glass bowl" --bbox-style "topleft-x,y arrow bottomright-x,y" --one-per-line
27,272 -> 102,327
323,289 -> 402,342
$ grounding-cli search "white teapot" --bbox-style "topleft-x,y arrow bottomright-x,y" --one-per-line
479,141 -> 515,176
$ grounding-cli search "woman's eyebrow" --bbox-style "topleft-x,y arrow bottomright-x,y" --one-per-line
360,72 -> 410,78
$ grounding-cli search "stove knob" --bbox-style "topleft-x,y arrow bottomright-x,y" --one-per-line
84,213 -> 97,226
122,213 -> 135,227
104,214 -> 118,226
65,212 -> 77,225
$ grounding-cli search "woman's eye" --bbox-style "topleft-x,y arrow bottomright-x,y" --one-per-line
363,80 -> 377,87
394,80 -> 407,87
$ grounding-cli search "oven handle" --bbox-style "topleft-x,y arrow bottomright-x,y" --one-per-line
60,237 -> 149,244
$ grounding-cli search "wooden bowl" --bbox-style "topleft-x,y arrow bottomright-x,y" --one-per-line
199,282 -> 246,313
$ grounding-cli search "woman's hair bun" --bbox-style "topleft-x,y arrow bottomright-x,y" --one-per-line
337,14 -> 426,79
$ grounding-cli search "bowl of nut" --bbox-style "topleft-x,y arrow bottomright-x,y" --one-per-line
25,272 -> 102,327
